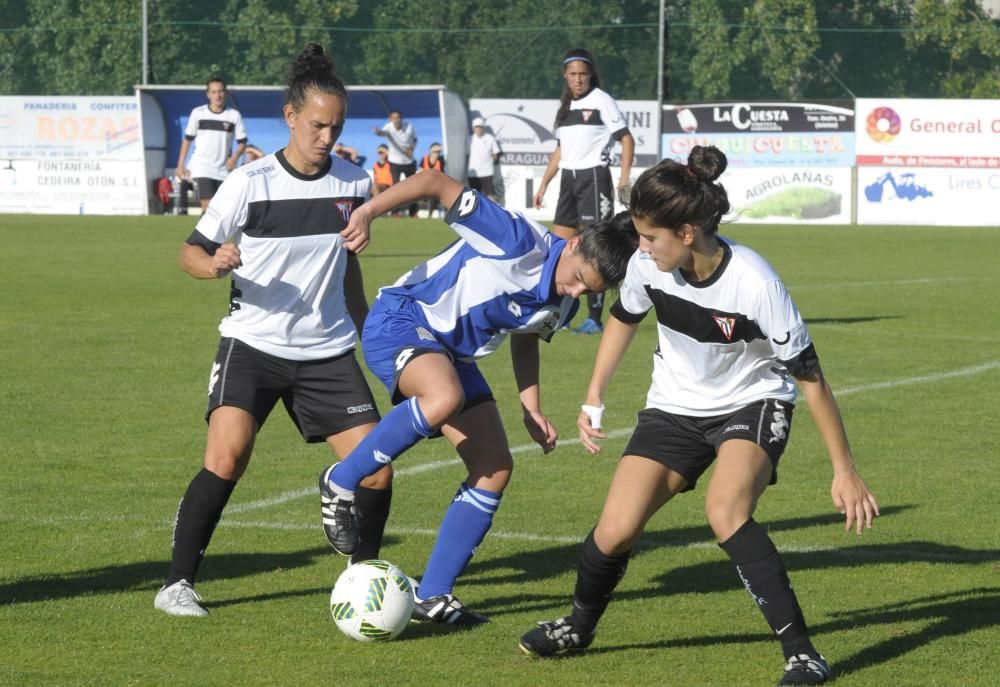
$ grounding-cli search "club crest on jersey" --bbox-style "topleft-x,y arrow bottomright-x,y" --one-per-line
335,200 -> 354,223
713,315 -> 737,340
581,109 -> 594,122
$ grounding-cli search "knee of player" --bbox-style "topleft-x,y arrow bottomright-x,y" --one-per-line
704,499 -> 750,542
594,516 -> 641,554
416,386 -> 465,427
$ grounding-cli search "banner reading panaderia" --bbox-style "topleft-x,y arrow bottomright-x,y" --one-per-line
0,96 -> 147,215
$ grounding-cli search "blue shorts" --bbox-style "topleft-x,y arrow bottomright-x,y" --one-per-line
362,296 -> 494,407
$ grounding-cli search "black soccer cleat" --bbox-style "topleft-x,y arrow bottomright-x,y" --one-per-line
518,617 -> 595,658
319,465 -> 359,556
411,593 -> 489,626
777,653 -> 831,685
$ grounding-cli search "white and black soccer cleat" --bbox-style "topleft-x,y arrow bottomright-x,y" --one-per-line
154,580 -> 208,617
411,592 -> 489,626
518,617 -> 595,657
777,653 -> 831,685
319,465 -> 360,556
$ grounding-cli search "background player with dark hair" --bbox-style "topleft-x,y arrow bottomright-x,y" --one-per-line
533,48 -> 635,335
519,146 -> 879,686
176,78 -> 248,211
318,169 -> 638,625
154,44 -> 391,617
374,109 -> 418,217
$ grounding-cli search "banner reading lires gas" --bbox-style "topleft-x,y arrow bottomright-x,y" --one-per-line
0,96 -> 147,215
855,98 -> 1000,226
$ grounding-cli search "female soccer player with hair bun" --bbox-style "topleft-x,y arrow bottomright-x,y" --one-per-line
519,146 -> 879,686
154,43 -> 392,617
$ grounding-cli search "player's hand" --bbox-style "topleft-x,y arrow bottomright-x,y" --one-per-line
372,127 -> 382,136
225,157 -> 237,171
523,409 -> 557,454
532,189 -> 545,209
176,165 -> 189,181
831,469 -> 880,535
212,243 -> 242,279
577,409 -> 607,455
341,206 -> 372,254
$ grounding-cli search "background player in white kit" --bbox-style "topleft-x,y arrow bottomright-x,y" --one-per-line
176,78 -> 248,211
519,146 -> 880,686
373,109 -> 419,217
533,48 -> 635,334
154,44 -> 391,618
467,116 -> 501,201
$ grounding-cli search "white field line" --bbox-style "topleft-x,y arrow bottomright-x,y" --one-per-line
226,360 -> 999,516
788,276 -> 973,290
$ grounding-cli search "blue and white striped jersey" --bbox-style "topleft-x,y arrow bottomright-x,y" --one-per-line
376,189 -> 579,361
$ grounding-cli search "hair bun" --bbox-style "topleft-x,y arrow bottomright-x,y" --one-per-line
291,43 -> 335,81
687,145 -> 727,183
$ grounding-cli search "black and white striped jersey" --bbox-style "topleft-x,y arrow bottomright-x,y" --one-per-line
190,150 -> 371,361
183,105 -> 248,180
556,87 -> 629,170
611,238 -> 815,416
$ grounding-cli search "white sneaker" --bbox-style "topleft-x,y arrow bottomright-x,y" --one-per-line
154,580 -> 209,617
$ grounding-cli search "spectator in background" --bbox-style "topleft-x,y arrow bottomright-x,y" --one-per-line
176,78 -> 248,211
374,109 -> 418,217
334,142 -> 364,166
371,144 -> 393,198
467,117 -> 501,201
533,48 -> 635,335
241,144 -> 265,165
419,142 -> 446,217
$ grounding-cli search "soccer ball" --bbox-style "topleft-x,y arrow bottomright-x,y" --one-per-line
330,560 -> 415,641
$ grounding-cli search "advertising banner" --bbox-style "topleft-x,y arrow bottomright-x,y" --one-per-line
724,167 -> 852,224
857,166 -> 1000,226
468,98 -> 657,219
855,98 -> 1000,168
662,101 -> 855,167
0,96 -> 146,215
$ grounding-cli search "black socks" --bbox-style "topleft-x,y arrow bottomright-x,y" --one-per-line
568,529 -> 631,633
351,485 -> 393,563
165,468 -> 236,587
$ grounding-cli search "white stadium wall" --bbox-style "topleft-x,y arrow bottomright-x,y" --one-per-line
468,98 -> 659,221
0,96 -> 147,215
855,98 -> 1000,226
661,101 -> 856,224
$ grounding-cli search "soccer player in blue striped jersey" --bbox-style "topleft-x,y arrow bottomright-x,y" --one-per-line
319,168 -> 638,624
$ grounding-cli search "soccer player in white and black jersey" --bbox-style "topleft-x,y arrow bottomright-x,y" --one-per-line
154,45 -> 391,618
519,147 -> 880,686
534,48 -> 635,335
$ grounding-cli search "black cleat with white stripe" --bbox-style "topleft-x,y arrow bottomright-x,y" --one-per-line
411,593 -> 489,625
319,465 -> 359,556
777,653 -> 831,685
518,617 -> 595,657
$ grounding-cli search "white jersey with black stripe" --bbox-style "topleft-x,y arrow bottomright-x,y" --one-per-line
555,87 -> 629,170
184,105 -> 248,180
613,238 -> 812,416
192,150 -> 371,361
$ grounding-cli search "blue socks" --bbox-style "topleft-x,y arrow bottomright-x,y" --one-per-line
418,483 -> 501,599
330,397 -> 433,491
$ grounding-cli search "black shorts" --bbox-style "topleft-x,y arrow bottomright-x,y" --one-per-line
205,337 -> 381,442
194,177 -> 222,201
468,175 -> 495,196
622,399 -> 794,492
554,166 -> 613,227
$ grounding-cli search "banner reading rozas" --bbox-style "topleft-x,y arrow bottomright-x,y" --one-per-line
0,96 -> 147,215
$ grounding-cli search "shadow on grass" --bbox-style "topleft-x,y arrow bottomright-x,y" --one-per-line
566,587 -> 1000,682
464,505 -> 915,588
804,316 -> 901,325
0,538 -> 404,606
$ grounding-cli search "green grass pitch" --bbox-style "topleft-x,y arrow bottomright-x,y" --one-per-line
1,214 -> 998,686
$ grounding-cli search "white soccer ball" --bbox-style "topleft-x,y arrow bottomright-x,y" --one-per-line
330,560 -> 415,641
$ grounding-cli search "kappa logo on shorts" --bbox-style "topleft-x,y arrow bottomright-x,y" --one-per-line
723,423 -> 751,433
713,315 -> 737,341
395,348 -> 416,371
207,362 -> 221,396
346,403 -> 374,415
770,402 -> 789,443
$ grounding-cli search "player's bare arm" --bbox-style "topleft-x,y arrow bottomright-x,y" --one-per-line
178,241 -> 242,280
510,333 -> 557,454
577,315 -> 640,453
795,366 -> 881,534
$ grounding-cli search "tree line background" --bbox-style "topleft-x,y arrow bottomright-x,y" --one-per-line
1,0 -> 998,101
